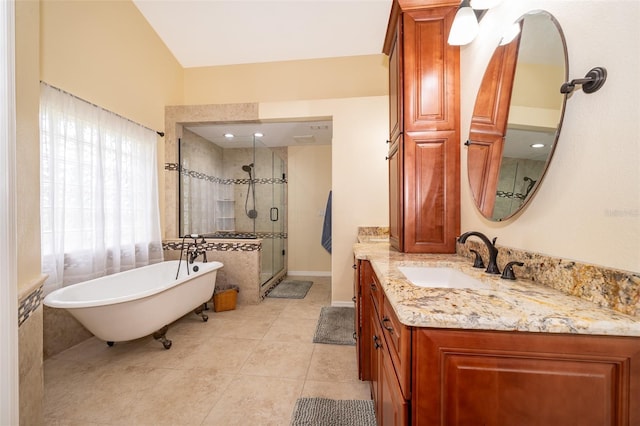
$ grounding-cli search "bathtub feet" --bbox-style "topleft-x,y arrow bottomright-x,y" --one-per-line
152,326 -> 172,350
106,341 -> 115,347
194,305 -> 209,322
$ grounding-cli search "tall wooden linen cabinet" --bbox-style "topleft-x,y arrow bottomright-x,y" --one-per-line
385,1 -> 461,253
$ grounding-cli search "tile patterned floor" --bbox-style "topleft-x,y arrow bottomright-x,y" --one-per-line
43,276 -> 371,425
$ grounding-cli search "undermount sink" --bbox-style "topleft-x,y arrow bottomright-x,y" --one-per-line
398,266 -> 492,290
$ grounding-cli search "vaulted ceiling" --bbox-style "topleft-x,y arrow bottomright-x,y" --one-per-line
133,0 -> 392,146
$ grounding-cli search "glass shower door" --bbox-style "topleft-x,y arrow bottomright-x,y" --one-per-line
269,153 -> 286,282
253,139 -> 286,285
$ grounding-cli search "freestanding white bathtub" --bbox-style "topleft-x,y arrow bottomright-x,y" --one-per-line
43,260 -> 223,348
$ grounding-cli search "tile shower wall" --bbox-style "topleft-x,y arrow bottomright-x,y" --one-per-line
180,129 -> 224,234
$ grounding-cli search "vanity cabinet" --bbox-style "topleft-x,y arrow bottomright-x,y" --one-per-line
355,260 -> 640,425
384,1 -> 461,253
413,329 -> 640,425
358,259 -> 410,425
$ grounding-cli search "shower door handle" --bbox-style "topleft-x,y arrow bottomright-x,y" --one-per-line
270,207 -> 279,222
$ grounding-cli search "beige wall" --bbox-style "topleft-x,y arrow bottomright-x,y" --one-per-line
40,0 -> 184,131
287,144 -> 332,275
184,55 -> 389,104
16,0 -> 41,290
460,0 -> 640,273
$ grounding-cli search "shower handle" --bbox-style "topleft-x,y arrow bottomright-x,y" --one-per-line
270,207 -> 279,222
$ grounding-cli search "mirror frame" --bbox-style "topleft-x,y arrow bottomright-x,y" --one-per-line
467,10 -> 568,221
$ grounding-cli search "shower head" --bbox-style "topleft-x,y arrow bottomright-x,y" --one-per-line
242,163 -> 254,173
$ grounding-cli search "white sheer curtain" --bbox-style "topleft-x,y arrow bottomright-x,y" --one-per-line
40,83 -> 163,294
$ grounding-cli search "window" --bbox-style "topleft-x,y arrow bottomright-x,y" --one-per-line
40,83 -> 163,294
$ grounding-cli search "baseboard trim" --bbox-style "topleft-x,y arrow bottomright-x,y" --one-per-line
287,270 -> 331,277
331,301 -> 355,308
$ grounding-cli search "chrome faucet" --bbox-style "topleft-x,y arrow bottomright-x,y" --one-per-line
458,231 -> 501,275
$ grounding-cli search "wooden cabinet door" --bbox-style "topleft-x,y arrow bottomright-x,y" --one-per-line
370,298 -> 383,422
413,329 -> 640,426
388,137 -> 403,251
403,7 -> 459,133
380,343 -> 409,426
355,260 -> 372,381
388,15 -> 403,145
403,131 -> 459,253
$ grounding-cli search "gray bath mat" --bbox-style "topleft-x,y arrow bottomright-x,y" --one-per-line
267,280 -> 313,299
290,398 -> 375,426
313,306 -> 355,345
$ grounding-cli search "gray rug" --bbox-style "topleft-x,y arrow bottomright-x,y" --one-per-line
313,306 -> 355,345
267,280 -> 313,299
290,398 -> 376,426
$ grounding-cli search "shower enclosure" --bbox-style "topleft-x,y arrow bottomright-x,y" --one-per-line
179,131 -> 286,286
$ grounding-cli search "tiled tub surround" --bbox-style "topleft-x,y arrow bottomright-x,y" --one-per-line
353,242 -> 640,336
18,275 -> 47,425
163,237 -> 285,305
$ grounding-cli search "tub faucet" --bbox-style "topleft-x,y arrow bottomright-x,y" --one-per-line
458,231 -> 501,275
188,238 -> 208,264
189,249 -> 207,264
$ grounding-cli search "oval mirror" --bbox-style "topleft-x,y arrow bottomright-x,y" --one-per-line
466,10 -> 567,221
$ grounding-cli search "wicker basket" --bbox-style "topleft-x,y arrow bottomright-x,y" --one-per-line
213,285 -> 239,312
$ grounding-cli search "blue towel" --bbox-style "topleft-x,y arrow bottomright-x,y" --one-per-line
321,191 -> 332,254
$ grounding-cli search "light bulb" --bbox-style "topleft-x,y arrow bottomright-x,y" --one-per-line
470,0 -> 504,9
447,7 -> 479,46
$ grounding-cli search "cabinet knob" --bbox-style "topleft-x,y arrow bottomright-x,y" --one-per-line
373,335 -> 382,349
370,283 -> 377,291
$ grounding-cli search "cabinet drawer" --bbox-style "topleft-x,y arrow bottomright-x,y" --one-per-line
381,297 -> 411,399
369,269 -> 384,316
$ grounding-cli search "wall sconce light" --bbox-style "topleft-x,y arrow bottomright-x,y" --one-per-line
448,0 -> 503,46
448,0 -> 480,46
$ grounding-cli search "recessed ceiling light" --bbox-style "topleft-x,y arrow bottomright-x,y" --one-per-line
254,132 -> 263,137
224,133 -> 234,139
531,143 -> 545,148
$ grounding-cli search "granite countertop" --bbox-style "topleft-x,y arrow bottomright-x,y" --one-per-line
354,242 -> 640,337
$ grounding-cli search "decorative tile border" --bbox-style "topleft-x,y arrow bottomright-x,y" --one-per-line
457,240 -> 640,318
164,163 -> 287,185
18,285 -> 44,327
163,240 -> 262,252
